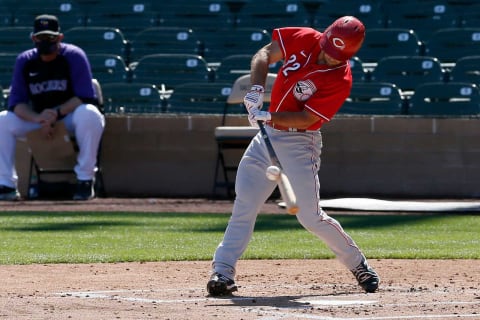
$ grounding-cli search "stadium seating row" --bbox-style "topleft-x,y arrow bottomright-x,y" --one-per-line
0,0 -> 477,40
96,80 -> 480,117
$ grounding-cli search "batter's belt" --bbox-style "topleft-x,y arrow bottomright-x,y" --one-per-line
269,123 -> 318,133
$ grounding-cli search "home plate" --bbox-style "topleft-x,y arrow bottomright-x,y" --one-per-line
295,298 -> 377,306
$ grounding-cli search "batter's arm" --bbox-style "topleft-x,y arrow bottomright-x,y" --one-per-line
250,41 -> 283,87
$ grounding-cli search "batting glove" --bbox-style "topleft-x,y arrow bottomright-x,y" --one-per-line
248,107 -> 271,123
243,85 -> 264,113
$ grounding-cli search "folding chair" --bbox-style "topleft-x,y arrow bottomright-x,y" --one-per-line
25,79 -> 105,199
213,73 -> 276,197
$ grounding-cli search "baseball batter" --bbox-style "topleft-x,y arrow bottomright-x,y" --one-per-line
207,16 -> 380,296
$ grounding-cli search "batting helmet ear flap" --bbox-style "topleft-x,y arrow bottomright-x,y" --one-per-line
320,16 -> 365,61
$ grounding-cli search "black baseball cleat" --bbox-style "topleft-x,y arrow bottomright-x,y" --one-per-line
73,180 -> 95,201
0,185 -> 20,201
207,272 -> 238,296
351,260 -> 380,293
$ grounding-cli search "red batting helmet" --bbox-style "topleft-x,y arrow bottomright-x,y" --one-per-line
320,16 -> 365,61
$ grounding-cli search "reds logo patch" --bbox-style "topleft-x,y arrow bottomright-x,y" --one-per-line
293,80 -> 316,101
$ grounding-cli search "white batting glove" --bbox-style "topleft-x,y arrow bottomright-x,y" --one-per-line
243,85 -> 264,113
248,107 -> 271,123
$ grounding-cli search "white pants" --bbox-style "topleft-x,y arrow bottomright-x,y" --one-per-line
0,104 -> 105,188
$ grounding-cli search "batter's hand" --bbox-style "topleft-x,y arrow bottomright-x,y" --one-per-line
243,85 -> 264,113
248,107 -> 271,123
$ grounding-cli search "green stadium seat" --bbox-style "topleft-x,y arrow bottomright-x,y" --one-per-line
130,53 -> 213,90
382,0 -> 457,42
311,0 -> 384,30
197,28 -> 271,63
0,27 -> 36,54
64,26 -> 130,62
349,56 -> 368,82
0,53 -> 17,90
235,1 -> 311,32
214,54 -> 281,84
408,82 -> 480,116
102,82 -> 163,113
165,82 -> 232,114
370,56 -> 445,92
85,0 -> 157,40
425,28 -> 480,64
356,28 -> 422,64
157,1 -> 234,30
12,0 -> 86,30
87,53 -> 130,84
449,55 -> 480,86
129,27 -> 201,62
339,82 -> 405,115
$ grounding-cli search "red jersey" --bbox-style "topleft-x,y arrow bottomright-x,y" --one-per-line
270,27 -> 352,130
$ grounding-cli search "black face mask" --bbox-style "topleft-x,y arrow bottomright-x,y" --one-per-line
35,40 -> 58,55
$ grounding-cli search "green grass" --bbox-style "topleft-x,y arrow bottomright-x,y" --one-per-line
0,211 -> 478,264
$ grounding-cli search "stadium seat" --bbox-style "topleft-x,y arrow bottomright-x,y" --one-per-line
339,82 -> 405,115
214,54 -> 282,84
425,28 -> 480,64
213,73 -> 277,197
0,27 -> 36,54
349,56 -> 368,82
445,2 -> 480,28
235,1 -> 311,31
157,1 -> 234,30
102,82 -> 163,113
165,82 -> 233,114
87,53 -> 130,84
64,26 -> 130,63
408,82 -> 480,116
448,55 -> 480,86
85,0 -> 157,40
197,28 -> 271,63
311,0 -> 384,30
130,53 -> 213,90
0,53 -> 17,89
370,56 -> 445,92
11,0 -> 86,30
129,27 -> 201,62
355,28 -> 422,64
382,0 -> 457,42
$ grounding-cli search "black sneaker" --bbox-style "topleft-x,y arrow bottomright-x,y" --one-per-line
0,185 -> 20,201
73,180 -> 95,200
351,260 -> 380,293
207,272 -> 237,296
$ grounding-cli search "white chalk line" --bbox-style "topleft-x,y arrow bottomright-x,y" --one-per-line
56,288 -> 480,319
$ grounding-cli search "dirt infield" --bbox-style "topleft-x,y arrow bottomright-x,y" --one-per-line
0,198 -> 479,319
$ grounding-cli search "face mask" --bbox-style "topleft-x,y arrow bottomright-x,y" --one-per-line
35,40 -> 58,55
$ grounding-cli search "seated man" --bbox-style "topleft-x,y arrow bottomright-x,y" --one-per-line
0,14 -> 105,201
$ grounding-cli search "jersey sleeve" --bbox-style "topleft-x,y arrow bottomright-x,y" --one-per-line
64,44 -> 96,102
272,27 -> 319,61
7,53 -> 30,111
